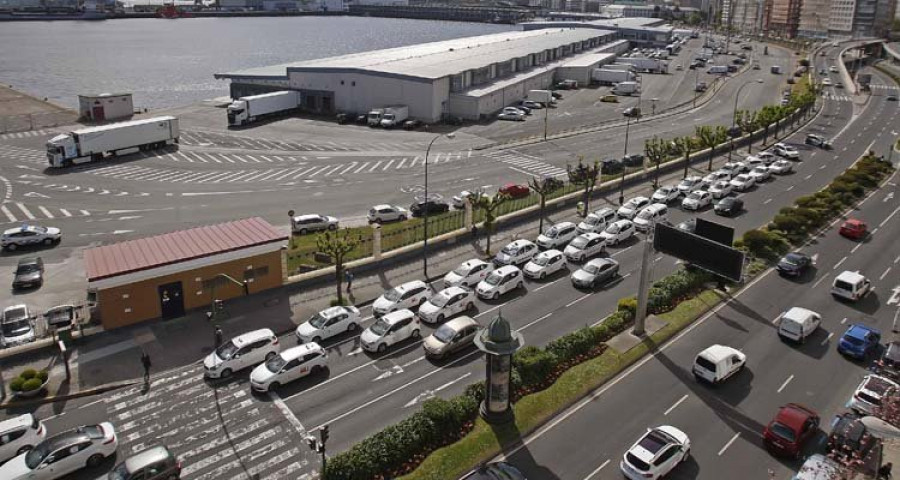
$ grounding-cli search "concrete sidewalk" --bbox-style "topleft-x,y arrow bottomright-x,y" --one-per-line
0,84 -> 77,133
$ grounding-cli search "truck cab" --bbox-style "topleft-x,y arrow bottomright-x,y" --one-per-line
46,134 -> 77,167
226,100 -> 250,126
367,109 -> 385,127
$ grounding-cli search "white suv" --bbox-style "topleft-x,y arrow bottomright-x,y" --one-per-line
773,143 -> 799,159
564,233 -> 606,262
600,220 -> 636,246
373,280 -> 432,317
577,208 -> 617,234
476,265 -> 524,300
367,204 -> 409,223
493,239 -> 538,267
0,414 -> 45,464
620,426 -> 691,480
523,249 -> 567,279
250,343 -> 327,392
295,306 -> 361,344
847,374 -> 900,415
291,214 -> 339,234
444,259 -> 493,288
536,222 -> 578,250
0,423 -> 118,479
360,309 -> 421,353
204,329 -> 280,379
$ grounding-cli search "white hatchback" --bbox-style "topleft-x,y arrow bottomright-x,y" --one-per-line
250,343 -> 327,392
773,143 -> 800,159
651,186 -> 681,204
0,414 -> 45,465
620,426 -> 691,480
493,239 -> 538,267
708,180 -> 733,199
577,208 -> 617,234
444,259 -> 493,288
676,176 -> 704,195
295,306 -> 361,344
847,374 -> 900,415
600,220 -> 635,246
681,190 -> 712,211
564,233 -> 606,262
749,165 -> 771,182
204,329 -> 280,379
523,249 -> 567,279
0,423 -> 118,480
730,173 -> 756,191
373,280 -> 432,317
367,204 -> 410,223
360,309 -> 421,353
536,222 -> 578,250
476,266 -> 524,300
769,159 -> 793,174
418,286 -> 476,324
617,196 -> 651,219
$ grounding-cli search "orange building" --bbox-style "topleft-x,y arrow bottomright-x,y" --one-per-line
85,217 -> 287,329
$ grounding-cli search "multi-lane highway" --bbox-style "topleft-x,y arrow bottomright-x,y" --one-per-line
13,41 -> 899,480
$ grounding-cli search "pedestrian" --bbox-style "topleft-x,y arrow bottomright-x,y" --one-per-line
471,224 -> 478,241
879,462 -> 893,479
140,350 -> 151,385
214,325 -> 223,349
345,269 -> 354,291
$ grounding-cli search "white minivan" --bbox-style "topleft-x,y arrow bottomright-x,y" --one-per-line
777,307 -> 821,343
632,204 -> 668,232
692,345 -> 746,384
831,271 -> 872,302
204,329 -> 281,379
476,265 -> 524,300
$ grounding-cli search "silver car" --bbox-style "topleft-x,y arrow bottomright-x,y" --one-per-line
571,258 -> 619,289
422,316 -> 480,359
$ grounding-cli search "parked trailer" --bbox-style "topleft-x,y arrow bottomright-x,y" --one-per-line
226,91 -> 300,127
46,116 -> 179,168
606,64 -> 636,72
617,57 -> 668,73
591,68 -> 636,85
527,90 -> 555,105
612,81 -> 640,96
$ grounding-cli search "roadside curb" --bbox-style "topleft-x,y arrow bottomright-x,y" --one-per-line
0,380 -> 136,409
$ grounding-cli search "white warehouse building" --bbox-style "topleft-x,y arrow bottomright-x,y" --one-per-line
214,28 -> 616,122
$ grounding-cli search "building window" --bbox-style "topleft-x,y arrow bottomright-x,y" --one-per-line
201,276 -> 230,291
244,266 -> 270,282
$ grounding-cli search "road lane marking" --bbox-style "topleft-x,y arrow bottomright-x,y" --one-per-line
583,460 -> 611,480
269,390 -> 307,435
519,313 -> 554,332
895,255 -> 900,264
821,332 -> 834,346
16,203 -> 35,220
880,267 -> 891,281
812,273 -> 830,289
833,256 -> 847,269
566,293 -> 591,308
879,205 -> 900,228
786,185 -> 795,191
534,277 -> 564,291
777,374 -> 794,393
718,433 -> 740,456
820,165 -> 827,170
804,174 -> 813,180
764,198 -> 772,204
851,243 -> 862,253
38,206 -> 53,218
841,317 -> 848,324
664,394 -> 689,416
60,209 -> 72,217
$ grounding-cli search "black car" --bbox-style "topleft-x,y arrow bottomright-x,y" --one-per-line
877,341 -> 900,382
714,197 -> 743,216
403,120 -> 424,130
409,200 -> 450,217
461,462 -> 527,480
776,252 -> 812,277
355,114 -> 368,125
622,154 -> 644,167
888,95 -> 898,102
12,256 -> 44,290
600,158 -> 624,174
336,113 -> 349,125
827,412 -> 878,463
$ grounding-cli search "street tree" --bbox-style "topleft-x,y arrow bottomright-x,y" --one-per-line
469,189 -> 509,256
316,229 -> 361,305
566,157 -> 601,217
644,137 -> 668,189
674,135 -> 696,179
528,175 -> 559,234
695,126 -> 718,171
736,109 -> 758,153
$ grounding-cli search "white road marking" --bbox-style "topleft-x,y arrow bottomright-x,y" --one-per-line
16,203 -> 35,220
851,243 -> 862,253
833,256 -> 847,269
368,160 -> 384,172
718,433 -> 740,456
804,174 -> 813,180
0,205 -> 17,222
811,273 -> 830,289
764,198 -> 772,204
786,185 -> 795,191
879,205 -> 900,228
664,394 -> 689,416
881,268 -> 892,281
821,332 -> 834,346
38,206 -> 53,218
382,159 -> 395,171
777,374 -> 794,393
354,162 -> 370,174
583,460 -> 611,480
565,293 -> 591,307
269,390 -> 307,435
841,317 -> 848,324
60,209 -> 72,217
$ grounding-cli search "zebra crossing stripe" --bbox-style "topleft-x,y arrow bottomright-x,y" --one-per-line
323,164 -> 344,176
189,171 -> 227,183
307,165 -> 331,178
382,159 -> 395,171
60,209 -> 72,217
291,166 -> 318,179
202,153 -> 222,163
1,205 -> 17,222
261,155 -> 274,162
16,203 -> 36,220
339,162 -> 358,175
38,206 -> 53,219
211,171 -> 247,183
409,156 -> 421,168
80,210 -> 90,216
238,170 -> 275,182
177,152 -> 194,163
368,160 -> 383,172
396,158 -> 407,169
353,162 -> 370,174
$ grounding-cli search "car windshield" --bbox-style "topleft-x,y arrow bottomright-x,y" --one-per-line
215,340 -> 239,360
432,324 -> 456,343
369,318 -> 391,336
1,319 -> 30,336
25,440 -> 51,469
737,175 -> 749,182
500,245 -> 518,255
770,422 -> 796,442
783,254 -> 803,265
266,355 -> 286,373
753,167 -> 767,173
583,263 -> 604,275
308,313 -> 329,328
485,272 -> 503,286
655,188 -> 671,196
570,236 -> 589,248
636,209 -> 653,220
452,264 -> 473,276
108,462 -> 130,480
533,255 -> 551,266
383,288 -> 402,302
688,192 -> 702,200
844,335 -> 864,346
4,306 -> 27,322
679,179 -> 695,187
16,264 -> 39,274
584,214 -> 602,226
544,227 -> 560,238
625,199 -> 641,208
430,292 -> 451,307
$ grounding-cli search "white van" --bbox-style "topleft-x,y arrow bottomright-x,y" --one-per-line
204,328 -> 280,379
708,65 -> 728,74
633,204 -> 668,232
692,345 -> 746,384
831,271 -> 872,301
777,307 -> 821,343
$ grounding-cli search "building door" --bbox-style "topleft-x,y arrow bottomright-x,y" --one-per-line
92,105 -> 105,121
158,281 -> 185,320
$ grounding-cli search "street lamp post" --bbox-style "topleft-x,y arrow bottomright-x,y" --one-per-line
619,115 -> 632,205
729,79 -> 764,162
693,68 -> 700,107
423,133 -> 455,281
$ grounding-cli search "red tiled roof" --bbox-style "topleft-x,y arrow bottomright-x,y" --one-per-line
85,217 -> 287,281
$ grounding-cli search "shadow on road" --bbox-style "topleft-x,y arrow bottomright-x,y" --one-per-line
496,419 -> 562,480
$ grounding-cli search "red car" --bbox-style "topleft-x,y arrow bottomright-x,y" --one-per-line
499,183 -> 530,198
763,403 -> 820,458
839,219 -> 868,239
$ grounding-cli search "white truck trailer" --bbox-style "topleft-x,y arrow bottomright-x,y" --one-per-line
380,105 -> 409,128
612,81 -> 640,96
617,57 -> 668,73
527,90 -> 555,105
591,69 -> 636,85
226,91 -> 300,127
605,64 -> 635,72
46,116 -> 179,168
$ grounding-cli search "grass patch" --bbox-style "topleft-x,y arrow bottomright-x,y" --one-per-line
401,289 -> 724,480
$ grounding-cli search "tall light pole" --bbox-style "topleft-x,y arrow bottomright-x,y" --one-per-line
729,79 -> 763,161
423,132 -> 455,281
693,67 -> 700,107
619,114 -> 633,205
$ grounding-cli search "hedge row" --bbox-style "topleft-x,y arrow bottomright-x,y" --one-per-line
736,155 -> 894,259
324,265 -> 715,480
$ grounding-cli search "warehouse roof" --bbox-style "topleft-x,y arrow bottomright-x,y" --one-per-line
560,52 -> 615,68
216,28 -> 614,81
85,217 -> 287,281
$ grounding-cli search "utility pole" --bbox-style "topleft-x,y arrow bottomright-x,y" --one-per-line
633,224 -> 656,336
543,103 -> 549,141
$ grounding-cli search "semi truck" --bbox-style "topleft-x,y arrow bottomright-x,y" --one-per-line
591,68 -> 636,85
612,81 -> 639,96
226,91 -> 300,127
527,90 -> 555,105
367,108 -> 385,127
605,64 -> 635,72
617,57 -> 668,74
380,105 -> 409,128
46,116 -> 179,168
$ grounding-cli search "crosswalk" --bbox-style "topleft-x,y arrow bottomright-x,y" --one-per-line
88,151 -> 467,184
103,364 -> 315,480
869,84 -> 897,91
486,149 -> 568,178
165,151 -> 308,164
0,202 -> 90,223
824,93 -> 853,102
0,144 -> 46,163
0,128 -> 57,140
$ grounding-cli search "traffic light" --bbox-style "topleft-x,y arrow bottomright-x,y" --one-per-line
319,425 -> 329,446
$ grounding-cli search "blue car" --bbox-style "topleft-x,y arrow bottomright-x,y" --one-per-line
837,324 -> 881,359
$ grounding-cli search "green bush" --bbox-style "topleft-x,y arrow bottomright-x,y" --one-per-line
546,326 -> 601,364
36,370 -> 49,382
20,369 -> 36,380
617,297 -> 638,315
513,346 -> 557,391
742,229 -> 789,259
21,378 -> 43,392
9,378 -> 23,392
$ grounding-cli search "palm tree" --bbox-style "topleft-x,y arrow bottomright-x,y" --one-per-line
644,137 -> 668,189
674,136 -> 695,179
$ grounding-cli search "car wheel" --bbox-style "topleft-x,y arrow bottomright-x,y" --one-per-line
311,365 -> 323,375
399,215 -> 407,221
311,337 -> 322,344
411,329 -> 421,339
220,368 -> 233,379
268,382 -> 280,392
6,243 -> 16,251
299,228 -> 308,235
43,238 -> 54,246
492,292 -> 500,300
466,302 -> 475,311
87,453 -> 105,468
328,224 -> 337,230
266,351 -> 277,361
436,314 -> 445,324
377,343 -> 386,353
517,281 -> 524,289
16,445 -> 33,455
540,272 -> 546,279
347,323 -> 358,332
